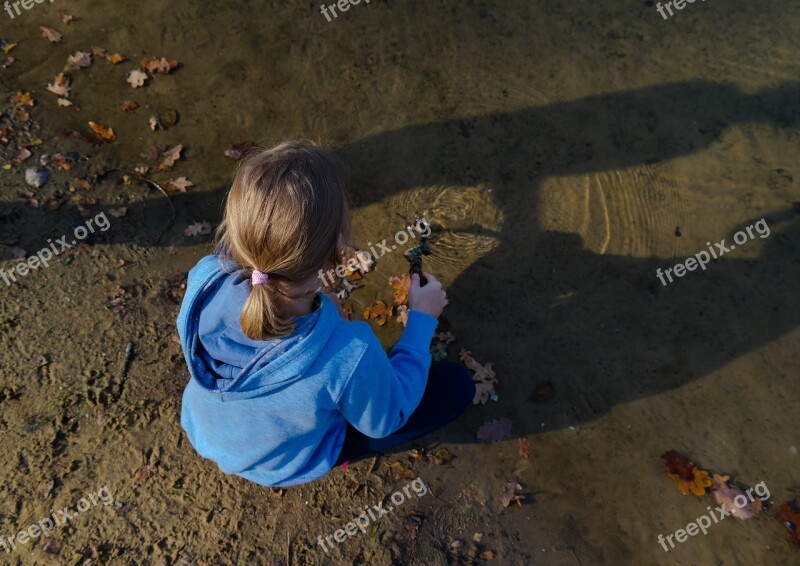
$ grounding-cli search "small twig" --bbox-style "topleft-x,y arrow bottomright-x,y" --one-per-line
367,455 -> 379,477
121,169 -> 175,243
119,341 -> 134,380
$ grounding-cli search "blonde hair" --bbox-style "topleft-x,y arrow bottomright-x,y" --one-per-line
216,140 -> 352,340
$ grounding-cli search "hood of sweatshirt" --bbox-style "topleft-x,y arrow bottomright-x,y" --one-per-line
178,255 -> 336,400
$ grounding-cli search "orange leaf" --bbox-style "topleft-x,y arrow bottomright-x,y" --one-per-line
88,121 -> 116,142
363,300 -> 393,325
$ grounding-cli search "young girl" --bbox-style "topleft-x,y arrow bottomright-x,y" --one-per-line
178,140 -> 475,487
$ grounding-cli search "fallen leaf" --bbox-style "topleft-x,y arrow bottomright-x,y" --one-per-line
133,462 -> 158,482
396,304 -> 409,326
158,144 -> 183,170
661,451 -> 712,496
72,177 -> 92,190
518,438 -> 530,459
479,550 -> 495,560
386,461 -> 415,482
477,418 -> 512,443
710,474 -> 762,520
460,348 -> 499,404
389,273 -> 411,305
139,56 -> 178,74
47,73 -> 71,97
57,98 -> 73,107
134,165 -> 149,176
140,144 -> 166,161
119,100 -> 139,113
778,501 -> 800,547
65,51 -> 91,71
88,121 -> 116,142
51,153 -> 78,171
363,300 -> 393,325
2,42 -> 18,55
105,53 -> 125,64
59,12 -> 77,24
11,91 -> 34,106
163,177 -> 194,192
501,478 -> 525,508
39,26 -> 63,43
184,221 -> 212,237
429,447 -> 454,465
127,69 -> 148,88
148,113 -> 163,131
224,141 -> 256,160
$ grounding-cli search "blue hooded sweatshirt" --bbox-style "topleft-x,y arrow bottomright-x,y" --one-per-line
178,255 -> 438,487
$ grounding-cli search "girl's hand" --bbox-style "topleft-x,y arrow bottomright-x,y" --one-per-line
409,273 -> 447,319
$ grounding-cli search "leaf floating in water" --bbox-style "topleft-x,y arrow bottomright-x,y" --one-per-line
158,144 -> 183,170
460,348 -> 498,404
388,273 -> 410,305
518,438 -> 530,459
88,121 -> 116,142
139,56 -> 178,75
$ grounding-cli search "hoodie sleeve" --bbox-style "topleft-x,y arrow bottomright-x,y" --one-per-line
337,310 -> 438,438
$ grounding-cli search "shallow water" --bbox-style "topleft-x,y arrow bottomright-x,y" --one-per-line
1,0 -> 799,564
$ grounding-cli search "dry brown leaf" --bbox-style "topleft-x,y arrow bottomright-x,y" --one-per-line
105,53 -> 125,64
501,479 -> 525,508
388,272 -> 410,305
57,98 -> 73,107
12,91 -> 34,106
66,51 -> 91,70
148,113 -> 163,131
39,26 -> 63,43
119,100 -> 139,113
162,177 -> 194,192
479,550 -> 495,560
59,12 -> 77,24
139,56 -> 178,74
47,73 -> 71,97
127,69 -> 148,88
710,474 -> 763,520
158,144 -> 183,170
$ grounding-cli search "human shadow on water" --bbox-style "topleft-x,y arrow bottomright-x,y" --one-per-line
1,80 -> 798,447
331,79 -> 800,445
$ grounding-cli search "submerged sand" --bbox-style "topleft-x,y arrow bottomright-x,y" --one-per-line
1,0 -> 799,564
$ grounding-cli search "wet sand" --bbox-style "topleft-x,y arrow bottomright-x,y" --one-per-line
1,0 -> 799,564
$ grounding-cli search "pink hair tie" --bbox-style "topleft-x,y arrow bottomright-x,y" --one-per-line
251,270 -> 270,286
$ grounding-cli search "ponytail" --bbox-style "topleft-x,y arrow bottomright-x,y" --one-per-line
240,279 -> 295,340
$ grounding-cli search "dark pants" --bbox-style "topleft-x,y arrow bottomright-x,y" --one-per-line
334,361 -> 476,465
